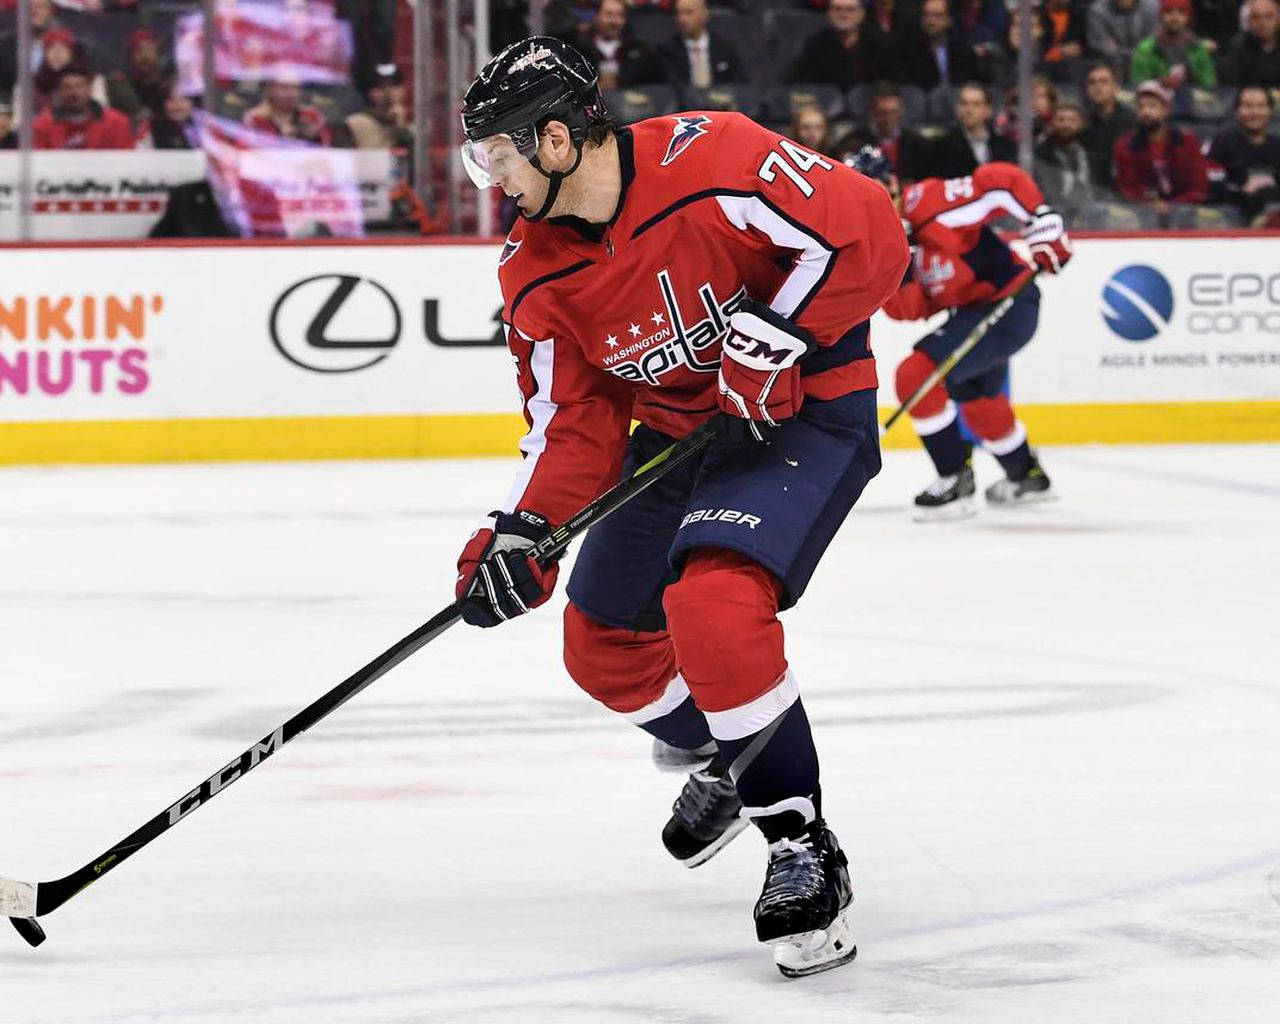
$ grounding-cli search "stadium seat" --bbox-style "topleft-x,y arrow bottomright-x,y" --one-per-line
681,84 -> 762,117
925,85 -> 955,123
304,85 -> 365,120
604,86 -> 680,124
900,85 -> 928,126
1075,201 -> 1156,230
758,8 -> 826,89
761,84 -> 843,123
1167,204 -> 1244,230
629,7 -> 676,52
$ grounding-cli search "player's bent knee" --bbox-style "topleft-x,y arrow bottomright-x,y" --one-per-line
663,549 -> 787,714
960,395 -> 1016,441
563,602 -> 676,714
895,350 -> 948,419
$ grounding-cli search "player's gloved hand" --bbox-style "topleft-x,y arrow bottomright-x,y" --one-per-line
715,298 -> 817,444
1021,204 -> 1073,274
455,510 -> 560,627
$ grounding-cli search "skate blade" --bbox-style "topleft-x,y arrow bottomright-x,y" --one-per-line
912,496 -> 976,522
680,817 -> 750,869
987,488 -> 1057,508
770,906 -> 857,978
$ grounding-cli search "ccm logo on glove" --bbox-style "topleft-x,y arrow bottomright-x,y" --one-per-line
717,298 -> 817,444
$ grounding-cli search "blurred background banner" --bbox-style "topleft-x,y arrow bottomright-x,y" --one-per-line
197,110 -> 376,237
174,3 -> 355,94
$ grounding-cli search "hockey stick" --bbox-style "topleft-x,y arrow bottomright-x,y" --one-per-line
880,270 -> 1041,437
1,419 -> 719,948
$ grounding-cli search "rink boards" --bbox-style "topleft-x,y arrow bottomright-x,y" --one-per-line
1,233 -> 1278,464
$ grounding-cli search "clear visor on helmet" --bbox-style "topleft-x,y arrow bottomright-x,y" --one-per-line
460,131 -> 538,189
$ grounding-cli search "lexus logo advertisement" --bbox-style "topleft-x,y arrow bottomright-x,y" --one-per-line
269,273 -> 502,374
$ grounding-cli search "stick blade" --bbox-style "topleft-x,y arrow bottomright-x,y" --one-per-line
10,916 -> 46,947
1,878 -> 44,946
0,878 -> 36,919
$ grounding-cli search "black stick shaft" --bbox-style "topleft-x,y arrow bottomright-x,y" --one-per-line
28,421 -> 718,921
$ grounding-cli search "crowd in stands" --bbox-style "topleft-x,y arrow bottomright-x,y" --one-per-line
0,0 -> 408,153
1,0 -> 1278,230
553,0 -> 1280,225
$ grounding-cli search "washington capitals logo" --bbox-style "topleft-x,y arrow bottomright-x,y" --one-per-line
498,237 -> 521,266
661,115 -> 712,167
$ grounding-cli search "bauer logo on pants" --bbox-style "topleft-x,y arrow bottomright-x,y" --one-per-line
680,508 -> 762,529
269,274 -> 402,373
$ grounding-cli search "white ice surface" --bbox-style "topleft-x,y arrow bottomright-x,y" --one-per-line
1,445 -> 1278,1024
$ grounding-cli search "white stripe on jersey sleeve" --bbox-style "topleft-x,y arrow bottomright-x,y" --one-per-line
502,325 -> 557,514
935,189 -> 1032,229
714,195 -> 834,318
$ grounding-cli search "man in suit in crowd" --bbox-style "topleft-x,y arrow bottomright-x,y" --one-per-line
579,0 -> 663,90
927,81 -> 1017,177
660,0 -> 742,89
897,0 -> 982,91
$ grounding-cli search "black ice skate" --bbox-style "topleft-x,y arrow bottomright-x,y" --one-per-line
913,462 -> 976,521
985,455 -> 1053,506
754,821 -> 856,978
661,755 -> 748,868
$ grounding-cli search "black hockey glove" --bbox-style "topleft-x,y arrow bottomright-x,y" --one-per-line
455,510 -> 559,628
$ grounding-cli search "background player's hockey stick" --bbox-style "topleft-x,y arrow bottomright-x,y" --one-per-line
1,419 -> 719,949
880,269 -> 1041,437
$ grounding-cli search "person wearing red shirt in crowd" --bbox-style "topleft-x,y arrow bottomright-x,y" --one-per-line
1112,79 -> 1208,209
243,78 -> 332,145
32,64 -> 134,149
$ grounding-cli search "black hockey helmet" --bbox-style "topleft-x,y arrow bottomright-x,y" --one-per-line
462,37 -> 605,149
843,144 -> 893,185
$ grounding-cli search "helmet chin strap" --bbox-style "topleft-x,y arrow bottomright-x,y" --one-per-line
521,142 -> 585,222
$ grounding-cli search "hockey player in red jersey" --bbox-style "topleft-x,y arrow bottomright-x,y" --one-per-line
453,38 -> 908,976
847,146 -> 1073,518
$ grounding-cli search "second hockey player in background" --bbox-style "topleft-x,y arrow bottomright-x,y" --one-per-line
848,147 -> 1074,519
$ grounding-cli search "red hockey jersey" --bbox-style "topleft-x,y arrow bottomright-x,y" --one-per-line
884,163 -> 1044,322
497,111 -> 908,525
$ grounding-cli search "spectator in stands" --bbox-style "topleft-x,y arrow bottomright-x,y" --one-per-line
1192,0 -> 1242,50
580,0 -> 663,90
790,103 -> 833,154
33,64 -> 134,149
1130,0 -> 1217,88
896,0 -> 982,91
839,80 -> 931,178
1035,99 -> 1101,214
0,96 -> 14,149
1113,79 -> 1209,207
1083,60 -> 1137,184
1218,0 -> 1280,86
149,89 -> 198,150
659,0 -> 742,89
107,28 -> 174,132
868,0 -> 916,38
997,76 -> 1058,145
1041,0 -> 1088,82
33,28 -> 105,113
1088,0 -> 1159,78
982,4 -> 1051,87
1206,85 -> 1280,218
791,0 -> 884,90
341,66 -> 410,148
244,79 -> 332,145
927,81 -> 1017,177
954,0 -> 1009,47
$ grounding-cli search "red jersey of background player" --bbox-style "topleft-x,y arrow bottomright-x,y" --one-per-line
884,163 -> 1049,321
497,111 -> 908,526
